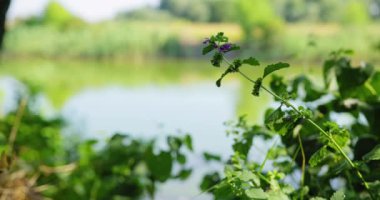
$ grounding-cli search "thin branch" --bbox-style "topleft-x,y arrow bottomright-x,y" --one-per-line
259,137 -> 278,173
297,133 -> 306,200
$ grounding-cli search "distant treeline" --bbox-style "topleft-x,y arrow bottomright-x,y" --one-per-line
138,0 -> 380,23
5,0 -> 380,60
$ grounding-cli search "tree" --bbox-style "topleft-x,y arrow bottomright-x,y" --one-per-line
341,0 -> 370,25
235,0 -> 284,50
42,1 -> 83,29
0,0 -> 10,49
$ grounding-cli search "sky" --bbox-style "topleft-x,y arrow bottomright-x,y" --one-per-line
8,0 -> 160,22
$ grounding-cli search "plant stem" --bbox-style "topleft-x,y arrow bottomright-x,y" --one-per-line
221,56 -> 374,198
259,138 -> 278,173
297,133 -> 305,200
8,97 -> 28,155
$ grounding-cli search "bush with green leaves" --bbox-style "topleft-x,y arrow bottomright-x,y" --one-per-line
0,94 -> 193,199
42,133 -> 193,200
200,32 -> 380,199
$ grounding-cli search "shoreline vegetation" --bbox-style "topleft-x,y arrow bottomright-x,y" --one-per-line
3,20 -> 380,63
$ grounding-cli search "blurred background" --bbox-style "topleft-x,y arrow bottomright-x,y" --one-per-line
0,0 -> 379,199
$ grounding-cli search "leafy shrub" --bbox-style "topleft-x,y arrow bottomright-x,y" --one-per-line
201,32 -> 380,199
0,93 -> 193,199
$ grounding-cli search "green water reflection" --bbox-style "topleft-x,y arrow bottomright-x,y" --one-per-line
0,58 -> 322,124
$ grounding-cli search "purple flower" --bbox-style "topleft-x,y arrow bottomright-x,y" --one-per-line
203,38 -> 210,44
219,43 -> 232,53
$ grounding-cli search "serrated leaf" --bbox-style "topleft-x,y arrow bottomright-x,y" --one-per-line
309,146 -> 329,167
263,62 -> 289,78
243,57 -> 260,66
245,188 -> 268,199
330,189 -> 345,200
363,145 -> 380,161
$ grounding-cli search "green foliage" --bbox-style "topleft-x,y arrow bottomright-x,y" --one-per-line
309,146 -> 329,167
47,133 -> 193,199
0,93 -> 193,199
201,32 -> 380,199
242,57 -> 260,66
159,0 -> 210,22
263,62 -> 290,78
236,0 -> 284,50
42,1 -> 83,29
341,0 -> 370,25
363,145 -> 380,161
159,0 -> 237,22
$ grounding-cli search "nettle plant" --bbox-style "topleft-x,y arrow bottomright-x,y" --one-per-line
200,32 -> 380,200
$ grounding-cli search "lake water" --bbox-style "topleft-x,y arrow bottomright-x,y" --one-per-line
0,58 -> 319,199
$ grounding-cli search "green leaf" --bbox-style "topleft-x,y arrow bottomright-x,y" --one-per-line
311,197 -> 327,200
321,122 -> 350,151
211,52 -> 223,67
216,78 -> 222,87
309,146 -> 329,167
270,75 -> 287,97
184,134 -> 193,151
202,44 -> 215,55
267,190 -> 289,200
330,189 -> 345,200
330,159 -> 350,175
239,170 -> 260,186
243,57 -> 260,66
263,62 -> 289,78
252,78 -> 262,96
213,181 -> 235,199
203,152 -> 221,162
167,136 -> 182,151
323,59 -> 336,89
370,71 -> 380,94
291,76 -> 325,102
265,107 -> 298,136
200,172 -> 221,191
335,58 -> 374,97
177,153 -> 186,164
245,188 -> 268,199
146,150 -> 173,182
363,145 -> 380,161
176,169 -> 192,180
